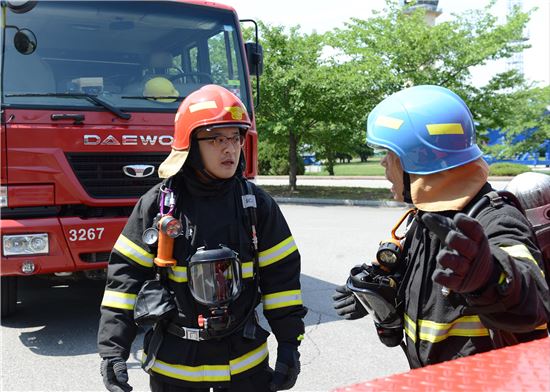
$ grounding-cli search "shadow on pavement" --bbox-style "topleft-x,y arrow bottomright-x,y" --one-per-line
1,273 -> 342,357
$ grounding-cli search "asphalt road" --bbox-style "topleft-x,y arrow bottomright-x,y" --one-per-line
1,205 -> 411,392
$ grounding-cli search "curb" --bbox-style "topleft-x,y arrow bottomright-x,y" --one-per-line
273,197 -> 408,208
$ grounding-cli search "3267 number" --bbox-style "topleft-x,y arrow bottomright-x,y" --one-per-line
68,228 -> 105,242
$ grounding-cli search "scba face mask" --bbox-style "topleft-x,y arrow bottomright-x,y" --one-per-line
188,245 -> 242,308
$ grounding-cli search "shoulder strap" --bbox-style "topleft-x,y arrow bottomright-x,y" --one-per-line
467,190 -> 525,219
239,178 -> 260,281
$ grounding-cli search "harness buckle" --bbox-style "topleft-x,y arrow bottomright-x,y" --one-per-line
185,327 -> 201,341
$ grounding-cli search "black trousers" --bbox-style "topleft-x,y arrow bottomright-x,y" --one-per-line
149,368 -> 272,392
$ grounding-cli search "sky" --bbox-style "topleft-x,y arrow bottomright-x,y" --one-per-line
218,0 -> 550,87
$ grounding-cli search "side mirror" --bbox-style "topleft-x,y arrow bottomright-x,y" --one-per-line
6,0 -> 37,13
14,28 -> 37,55
245,42 -> 263,77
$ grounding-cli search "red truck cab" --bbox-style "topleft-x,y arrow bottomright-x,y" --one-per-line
1,0 -> 261,317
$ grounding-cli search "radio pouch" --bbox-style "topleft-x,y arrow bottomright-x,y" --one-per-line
134,278 -> 177,326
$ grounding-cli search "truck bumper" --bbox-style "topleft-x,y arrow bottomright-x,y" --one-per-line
1,216 -> 126,276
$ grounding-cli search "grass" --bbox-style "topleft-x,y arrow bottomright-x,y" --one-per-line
303,159 -> 549,177
304,160 -> 385,176
261,185 -> 393,200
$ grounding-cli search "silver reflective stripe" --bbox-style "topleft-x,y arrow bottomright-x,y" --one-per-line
258,236 -> 297,267
101,290 -> 137,310
143,342 -> 268,382
230,342 -> 269,375
404,313 -> 416,343
114,234 -> 154,268
262,290 -> 302,310
242,261 -> 253,279
168,266 -> 188,283
417,315 -> 489,343
150,359 -> 230,382
501,244 -> 543,276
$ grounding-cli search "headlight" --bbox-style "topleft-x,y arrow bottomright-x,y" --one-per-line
0,186 -> 7,208
3,233 -> 49,256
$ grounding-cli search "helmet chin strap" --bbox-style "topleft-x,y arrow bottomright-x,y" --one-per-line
402,171 -> 413,204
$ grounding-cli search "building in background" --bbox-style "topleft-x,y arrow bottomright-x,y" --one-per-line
400,0 -> 441,25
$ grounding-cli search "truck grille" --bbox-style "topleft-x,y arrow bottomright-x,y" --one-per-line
66,153 -> 168,198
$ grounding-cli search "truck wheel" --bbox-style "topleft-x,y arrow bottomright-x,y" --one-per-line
1,276 -> 18,317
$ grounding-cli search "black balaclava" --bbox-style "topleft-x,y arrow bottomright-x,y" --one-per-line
402,171 -> 413,204
178,136 -> 246,198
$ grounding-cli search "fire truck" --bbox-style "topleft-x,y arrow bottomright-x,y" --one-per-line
0,0 -> 262,317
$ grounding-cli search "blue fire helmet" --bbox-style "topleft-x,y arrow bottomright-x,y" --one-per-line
366,85 -> 482,175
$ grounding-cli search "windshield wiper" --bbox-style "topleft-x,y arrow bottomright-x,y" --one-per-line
6,92 -> 131,120
121,95 -> 185,102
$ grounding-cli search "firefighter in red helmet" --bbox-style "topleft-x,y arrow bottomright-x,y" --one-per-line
98,85 -> 307,392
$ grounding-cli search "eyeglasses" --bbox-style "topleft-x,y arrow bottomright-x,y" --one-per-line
196,134 -> 245,148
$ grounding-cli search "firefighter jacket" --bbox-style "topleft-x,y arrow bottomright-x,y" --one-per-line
397,183 -> 549,368
97,176 -> 306,388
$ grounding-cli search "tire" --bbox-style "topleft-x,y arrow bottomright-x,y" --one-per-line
1,276 -> 18,318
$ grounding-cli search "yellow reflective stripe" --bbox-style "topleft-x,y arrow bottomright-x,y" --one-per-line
498,272 -> 507,285
259,236 -> 297,268
168,266 -> 187,283
189,100 -> 217,113
375,115 -> 404,130
149,358 -> 230,382
404,313 -> 416,343
114,234 -> 154,268
242,261 -> 254,279
262,289 -> 302,310
143,342 -> 267,382
535,323 -> 547,330
230,342 -> 268,375
101,290 -> 137,310
426,123 -> 464,135
417,315 -> 489,343
501,244 -> 544,277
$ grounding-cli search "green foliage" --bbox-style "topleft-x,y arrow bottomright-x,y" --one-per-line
255,23 -> 327,188
305,161 -> 386,176
252,0 -> 546,183
258,139 -> 304,175
261,185 -> 393,200
488,162 -> 532,176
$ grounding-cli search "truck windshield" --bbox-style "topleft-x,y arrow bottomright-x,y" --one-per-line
2,1 -> 249,113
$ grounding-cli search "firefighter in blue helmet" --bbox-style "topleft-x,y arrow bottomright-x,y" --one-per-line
333,85 -> 549,368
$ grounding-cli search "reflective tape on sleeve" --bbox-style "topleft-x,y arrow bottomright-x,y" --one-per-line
168,266 -> 188,283
101,290 -> 137,310
417,315 -> 489,343
258,236 -> 297,268
114,234 -> 154,268
500,244 -> 544,276
262,289 -> 302,310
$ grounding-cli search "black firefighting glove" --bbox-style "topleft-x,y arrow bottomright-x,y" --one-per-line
100,357 -> 132,392
422,212 -> 494,294
332,284 -> 368,320
270,343 -> 300,391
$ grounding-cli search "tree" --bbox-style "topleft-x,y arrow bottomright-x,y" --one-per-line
326,0 -> 544,155
255,0 -> 545,184
255,23 -> 330,190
